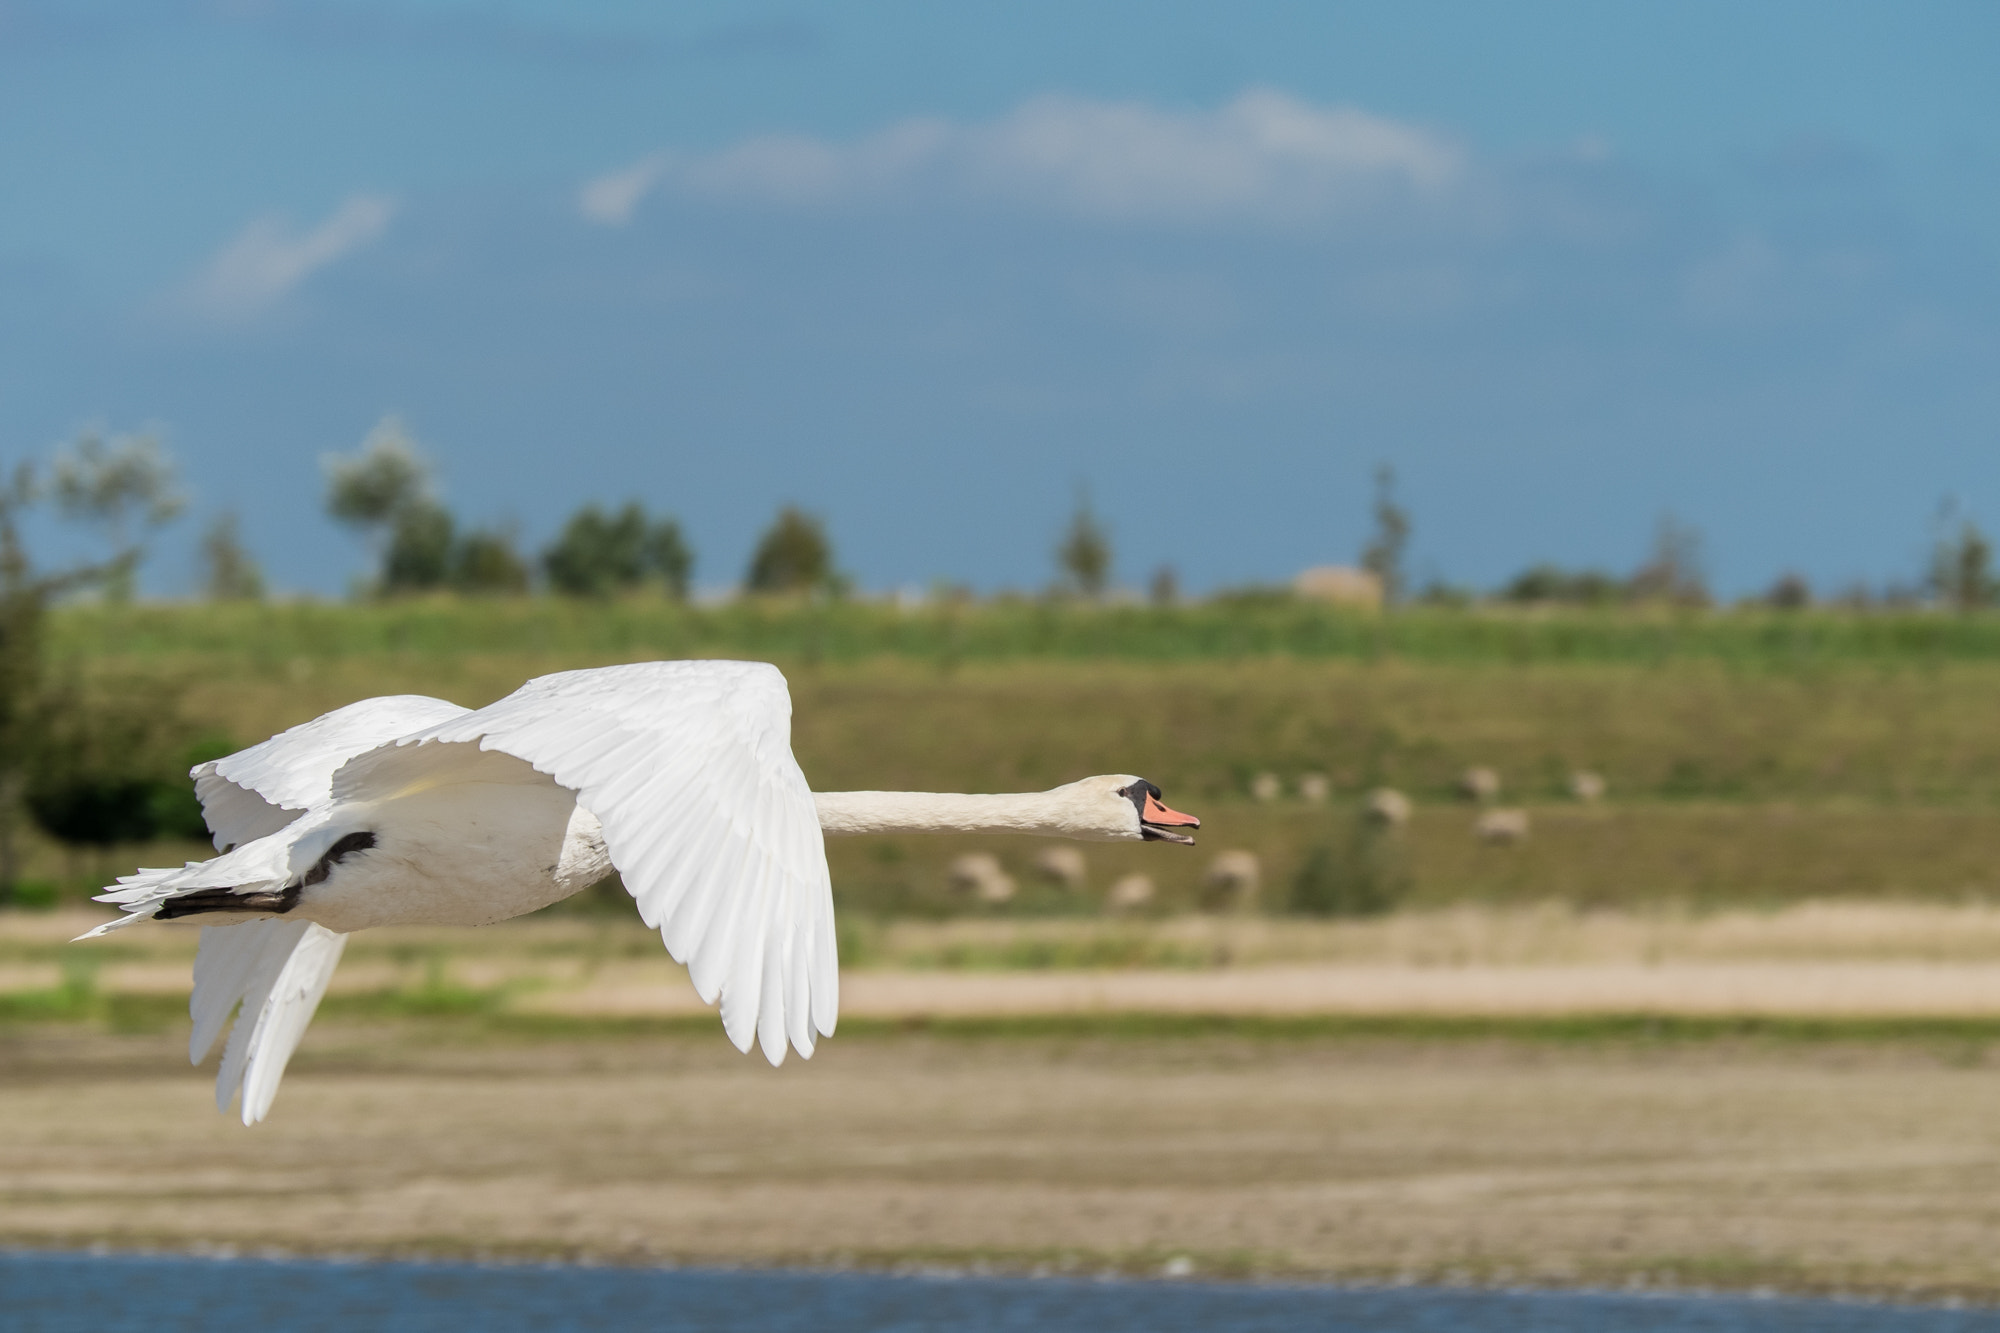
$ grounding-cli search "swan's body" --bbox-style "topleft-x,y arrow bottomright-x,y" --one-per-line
79,660 -> 1198,1124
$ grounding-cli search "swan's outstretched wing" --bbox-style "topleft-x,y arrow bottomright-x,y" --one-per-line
333,660 -> 836,1064
190,919 -> 348,1125
194,695 -> 472,850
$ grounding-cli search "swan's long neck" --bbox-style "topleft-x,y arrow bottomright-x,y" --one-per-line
815,789 -> 1118,840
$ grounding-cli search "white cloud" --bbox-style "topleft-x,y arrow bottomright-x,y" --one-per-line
579,152 -> 671,224
186,194 -> 396,318
581,90 -> 1460,229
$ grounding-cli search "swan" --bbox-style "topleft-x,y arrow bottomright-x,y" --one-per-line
77,660 -> 1201,1124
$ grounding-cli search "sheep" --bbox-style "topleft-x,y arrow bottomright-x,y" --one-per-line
1250,772 -> 1282,802
1200,850 -> 1262,912
1456,767 -> 1501,802
947,852 -> 1016,903
1033,846 -> 1088,890
1106,874 -> 1156,912
1297,773 -> 1330,804
1365,787 -> 1414,826
1569,770 -> 1607,802
1475,808 -> 1530,844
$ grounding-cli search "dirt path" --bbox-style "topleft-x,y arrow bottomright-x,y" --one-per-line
6,1024 -> 2000,1294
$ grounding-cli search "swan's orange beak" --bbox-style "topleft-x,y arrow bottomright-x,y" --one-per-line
1140,792 -> 1200,845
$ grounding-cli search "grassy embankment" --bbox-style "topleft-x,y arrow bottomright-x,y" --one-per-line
28,598 -> 2000,915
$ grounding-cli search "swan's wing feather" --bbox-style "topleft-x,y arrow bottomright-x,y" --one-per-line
194,919 -> 348,1124
194,695 -> 472,850
337,661 -> 835,1062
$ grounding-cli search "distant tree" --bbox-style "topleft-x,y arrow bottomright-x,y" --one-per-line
382,501 -> 454,593
644,518 -> 694,599
1764,572 -> 1812,610
325,418 -> 442,594
52,429 -> 184,602
1055,494 -> 1110,598
1359,465 -> 1410,607
451,527 -> 530,595
1628,516 -> 1708,607
1148,564 -> 1180,607
325,417 -> 430,529
746,506 -> 835,595
543,502 -> 694,598
199,512 -> 265,601
1501,564 -> 1623,605
0,454 -> 178,897
1930,506 -> 1994,610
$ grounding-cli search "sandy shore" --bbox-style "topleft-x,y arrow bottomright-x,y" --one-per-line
524,960 -> 2000,1020
6,1024 -> 2000,1293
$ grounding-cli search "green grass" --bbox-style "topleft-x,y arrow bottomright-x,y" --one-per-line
51,597 -> 2000,668
36,597 -> 2000,915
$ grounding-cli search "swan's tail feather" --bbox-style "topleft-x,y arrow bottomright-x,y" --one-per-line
74,837 -> 297,941
193,919 -> 348,1125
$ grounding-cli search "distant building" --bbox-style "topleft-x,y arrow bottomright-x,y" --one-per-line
1292,565 -> 1384,609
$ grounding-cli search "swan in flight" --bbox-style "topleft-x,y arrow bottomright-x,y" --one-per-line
78,661 -> 1201,1124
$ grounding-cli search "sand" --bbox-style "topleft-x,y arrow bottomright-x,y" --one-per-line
6,1024 -> 2000,1293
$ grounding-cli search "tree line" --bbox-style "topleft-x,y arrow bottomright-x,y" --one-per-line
317,418 -> 837,600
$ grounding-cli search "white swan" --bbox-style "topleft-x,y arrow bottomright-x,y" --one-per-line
77,661 -> 1201,1124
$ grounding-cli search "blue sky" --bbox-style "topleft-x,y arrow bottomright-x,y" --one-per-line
3,1 -> 1997,597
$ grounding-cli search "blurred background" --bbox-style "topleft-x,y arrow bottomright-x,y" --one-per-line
6,0 -> 2000,1303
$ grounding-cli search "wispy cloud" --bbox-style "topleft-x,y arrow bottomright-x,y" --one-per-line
580,90 -> 1461,229
183,194 -> 396,319
579,153 -> 671,225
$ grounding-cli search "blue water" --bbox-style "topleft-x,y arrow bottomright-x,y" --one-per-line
1,1253 -> 1994,1332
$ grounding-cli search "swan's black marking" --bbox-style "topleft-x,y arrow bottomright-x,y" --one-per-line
154,831 -> 376,919
303,831 -> 377,887
156,884 -> 301,919
1117,779 -> 1162,825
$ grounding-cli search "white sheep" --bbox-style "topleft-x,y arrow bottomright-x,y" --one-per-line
1457,767 -> 1501,802
1365,787 -> 1413,826
1201,849 -> 1262,911
1106,874 -> 1156,912
1033,846 -> 1088,890
1475,808 -> 1530,844
948,852 -> 1017,903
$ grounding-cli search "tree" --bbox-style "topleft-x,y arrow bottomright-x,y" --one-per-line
52,429 -> 185,602
451,527 -> 530,595
1931,507 -> 1994,611
746,507 -> 834,595
199,512 -> 265,601
1359,465 -> 1410,607
1628,516 -> 1708,607
1764,572 -> 1812,610
324,419 -> 526,597
543,502 -> 694,598
381,501 -> 454,592
1502,564 -> 1623,605
1055,494 -> 1110,598
0,451 -> 181,897
325,417 -> 447,594
325,417 -> 430,529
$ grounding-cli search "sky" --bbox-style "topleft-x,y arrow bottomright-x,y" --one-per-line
2,1 -> 1997,598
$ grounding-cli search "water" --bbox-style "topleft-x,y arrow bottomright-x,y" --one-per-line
2,1252 -> 1995,1332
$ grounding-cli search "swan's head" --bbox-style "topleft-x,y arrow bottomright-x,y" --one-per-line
1062,774 -> 1201,844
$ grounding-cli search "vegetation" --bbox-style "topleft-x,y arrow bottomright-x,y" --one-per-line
1,439 -> 203,898
323,418 -> 531,596
1054,492 -> 1111,598
745,506 -> 836,595
1358,465 -> 1409,607
542,502 -> 691,599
